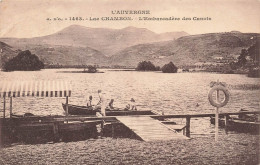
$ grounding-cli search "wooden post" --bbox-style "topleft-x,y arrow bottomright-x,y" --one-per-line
112,124 -> 114,138
186,116 -> 191,138
100,120 -> 104,137
224,115 -> 229,134
215,88 -> 220,141
10,97 -> 12,119
66,96 -> 68,124
215,107 -> 219,141
3,97 -> 6,119
53,122 -> 59,142
224,115 -> 228,126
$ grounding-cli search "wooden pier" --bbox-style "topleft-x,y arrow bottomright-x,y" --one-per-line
1,81 -> 259,144
0,110 -> 259,145
116,116 -> 188,141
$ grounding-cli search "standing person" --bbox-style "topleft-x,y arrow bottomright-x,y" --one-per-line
86,95 -> 92,107
97,90 -> 106,116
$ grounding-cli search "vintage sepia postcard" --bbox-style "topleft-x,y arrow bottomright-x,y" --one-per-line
0,0 -> 259,164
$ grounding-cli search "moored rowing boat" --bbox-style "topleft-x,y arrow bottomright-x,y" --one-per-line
62,103 -> 155,116
62,103 -> 98,115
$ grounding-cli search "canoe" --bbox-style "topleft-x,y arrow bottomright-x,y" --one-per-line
62,103 -> 155,116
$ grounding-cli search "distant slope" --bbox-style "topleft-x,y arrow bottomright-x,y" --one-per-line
0,25 -> 188,57
0,42 -> 109,67
19,44 -> 109,66
111,32 -> 259,67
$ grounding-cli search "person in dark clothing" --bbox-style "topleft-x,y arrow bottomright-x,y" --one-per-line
87,95 -> 93,107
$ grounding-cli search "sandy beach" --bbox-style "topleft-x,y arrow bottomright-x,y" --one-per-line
0,133 -> 258,165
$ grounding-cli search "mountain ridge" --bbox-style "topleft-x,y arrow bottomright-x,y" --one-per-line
0,25 -> 189,57
0,25 -> 258,68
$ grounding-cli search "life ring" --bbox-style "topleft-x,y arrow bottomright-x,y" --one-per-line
208,85 -> 230,108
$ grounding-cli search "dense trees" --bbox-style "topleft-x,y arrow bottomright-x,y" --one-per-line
229,42 -> 259,71
136,61 -> 160,71
161,62 -> 178,73
247,42 -> 259,64
3,50 -> 44,71
237,49 -> 248,67
85,65 -> 97,73
136,61 -> 178,73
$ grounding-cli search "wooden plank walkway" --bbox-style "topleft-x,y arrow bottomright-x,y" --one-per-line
116,116 -> 189,141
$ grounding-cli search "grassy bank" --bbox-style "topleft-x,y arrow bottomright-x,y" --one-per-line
0,134 -> 258,165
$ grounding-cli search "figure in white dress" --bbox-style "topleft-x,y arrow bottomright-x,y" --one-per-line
97,90 -> 106,116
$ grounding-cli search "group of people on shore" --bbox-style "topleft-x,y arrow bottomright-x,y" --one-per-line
86,90 -> 137,116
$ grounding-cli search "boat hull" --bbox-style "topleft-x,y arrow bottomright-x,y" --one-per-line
62,103 -> 98,115
62,103 -> 155,116
228,119 -> 260,134
210,115 -> 259,134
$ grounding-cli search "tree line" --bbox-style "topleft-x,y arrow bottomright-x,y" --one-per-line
136,61 -> 178,73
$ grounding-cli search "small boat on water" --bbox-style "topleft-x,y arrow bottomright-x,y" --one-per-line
210,110 -> 259,134
62,103 -> 99,115
228,112 -> 260,134
62,103 -> 155,116
57,71 -> 104,73
228,118 -> 260,134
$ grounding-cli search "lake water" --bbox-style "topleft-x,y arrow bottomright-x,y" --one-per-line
0,69 -> 259,135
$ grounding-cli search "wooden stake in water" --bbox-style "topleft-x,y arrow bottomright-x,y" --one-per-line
66,96 -> 69,123
10,97 -> 12,119
3,97 -> 6,119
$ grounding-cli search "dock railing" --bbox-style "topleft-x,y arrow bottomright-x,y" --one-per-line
1,110 -> 259,141
52,110 -> 260,138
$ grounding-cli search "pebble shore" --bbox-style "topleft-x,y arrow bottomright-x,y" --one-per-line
0,134 -> 259,165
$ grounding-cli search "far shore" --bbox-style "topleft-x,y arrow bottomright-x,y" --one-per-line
1,67 -> 260,78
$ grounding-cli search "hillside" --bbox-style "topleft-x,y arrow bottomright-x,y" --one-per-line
19,44 -> 109,66
1,28 -> 258,68
110,32 -> 259,67
0,25 -> 188,57
0,42 -> 109,67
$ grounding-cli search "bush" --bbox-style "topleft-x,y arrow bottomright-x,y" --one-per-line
136,61 -> 158,71
3,50 -> 44,71
86,65 -> 97,73
161,62 -> 178,73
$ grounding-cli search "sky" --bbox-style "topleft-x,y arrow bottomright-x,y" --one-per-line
0,0 -> 259,38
